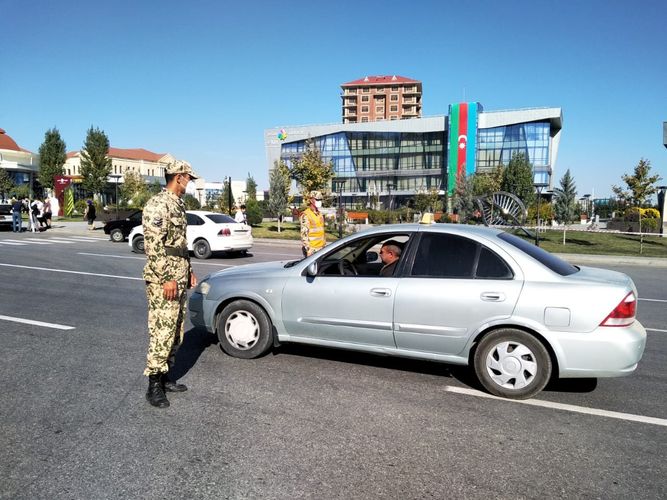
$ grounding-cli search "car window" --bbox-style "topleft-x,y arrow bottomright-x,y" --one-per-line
186,213 -> 205,225
129,211 -> 142,221
204,214 -> 236,224
476,247 -> 513,279
498,232 -> 579,276
410,233 -> 477,278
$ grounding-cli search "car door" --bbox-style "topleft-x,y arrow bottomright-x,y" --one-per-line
393,231 -> 523,355
185,212 -> 205,249
280,234 -> 410,348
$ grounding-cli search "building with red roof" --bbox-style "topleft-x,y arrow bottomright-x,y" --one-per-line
0,128 -> 40,198
341,75 -> 422,124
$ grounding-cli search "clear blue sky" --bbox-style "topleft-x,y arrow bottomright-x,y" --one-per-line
3,0 -> 666,198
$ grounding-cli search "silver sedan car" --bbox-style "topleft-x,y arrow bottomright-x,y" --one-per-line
188,223 -> 647,399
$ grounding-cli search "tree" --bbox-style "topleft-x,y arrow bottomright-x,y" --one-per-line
288,139 -> 334,198
501,152 -> 535,206
553,169 -> 578,224
414,188 -> 442,213
612,158 -> 662,207
452,175 -> 476,222
182,193 -> 200,210
218,180 -> 233,214
268,160 -> 290,232
80,126 -> 112,197
37,128 -> 67,191
472,165 -> 504,196
120,170 -> 150,207
0,168 -> 15,201
245,173 -> 258,201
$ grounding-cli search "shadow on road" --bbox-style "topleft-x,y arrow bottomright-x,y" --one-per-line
171,326 -> 217,380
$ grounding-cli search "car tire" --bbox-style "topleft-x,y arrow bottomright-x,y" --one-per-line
193,239 -> 211,259
132,235 -> 145,254
110,228 -> 124,242
473,328 -> 552,400
216,300 -> 273,359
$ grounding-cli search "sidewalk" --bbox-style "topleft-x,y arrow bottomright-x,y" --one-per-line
44,220 -> 667,267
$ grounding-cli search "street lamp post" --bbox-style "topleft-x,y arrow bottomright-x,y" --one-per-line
332,179 -> 345,239
533,175 -> 549,246
110,174 -> 121,219
226,176 -> 233,214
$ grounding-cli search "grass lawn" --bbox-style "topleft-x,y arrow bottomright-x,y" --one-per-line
252,221 -> 667,258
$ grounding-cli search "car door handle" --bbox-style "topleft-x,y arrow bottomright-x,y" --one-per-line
370,288 -> 392,297
480,292 -> 505,302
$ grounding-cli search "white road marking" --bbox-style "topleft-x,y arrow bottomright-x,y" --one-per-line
0,262 -> 143,281
0,314 -> 75,331
639,298 -> 667,303
3,238 -> 52,245
46,238 -> 77,244
646,328 -> 667,333
0,241 -> 27,245
444,386 -> 667,427
69,236 -> 105,241
75,252 -> 236,267
251,251 -> 302,257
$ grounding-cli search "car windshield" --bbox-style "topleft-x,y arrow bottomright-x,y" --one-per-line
204,214 -> 237,224
498,232 -> 579,276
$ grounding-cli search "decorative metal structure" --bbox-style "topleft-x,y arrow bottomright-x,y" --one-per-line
476,191 -> 527,227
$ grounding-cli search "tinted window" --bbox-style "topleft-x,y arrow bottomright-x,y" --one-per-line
410,233 -> 477,278
186,213 -> 204,225
498,232 -> 579,276
205,214 -> 236,224
476,247 -> 513,279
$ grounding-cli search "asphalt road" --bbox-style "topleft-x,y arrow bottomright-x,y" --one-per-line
0,228 -> 665,499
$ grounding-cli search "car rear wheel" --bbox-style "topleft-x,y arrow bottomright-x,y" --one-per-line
193,239 -> 211,259
110,228 -> 124,242
132,235 -> 145,253
473,328 -> 552,400
216,300 -> 273,359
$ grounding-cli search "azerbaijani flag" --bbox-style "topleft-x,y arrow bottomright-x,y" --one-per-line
447,102 -> 479,195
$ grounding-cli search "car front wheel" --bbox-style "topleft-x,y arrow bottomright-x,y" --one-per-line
193,239 -> 211,259
216,300 -> 273,359
132,235 -> 145,254
473,328 -> 552,400
110,228 -> 124,242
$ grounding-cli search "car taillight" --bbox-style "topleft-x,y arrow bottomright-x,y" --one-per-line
218,227 -> 231,237
600,292 -> 636,327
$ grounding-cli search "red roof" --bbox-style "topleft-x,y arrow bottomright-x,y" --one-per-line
66,147 -> 167,162
0,128 -> 21,152
341,75 -> 420,86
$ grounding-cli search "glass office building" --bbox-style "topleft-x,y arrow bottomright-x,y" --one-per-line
265,105 -> 562,209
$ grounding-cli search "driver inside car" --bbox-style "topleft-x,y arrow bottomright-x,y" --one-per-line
379,240 -> 403,277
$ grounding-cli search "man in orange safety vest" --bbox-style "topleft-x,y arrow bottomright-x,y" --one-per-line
300,190 -> 326,257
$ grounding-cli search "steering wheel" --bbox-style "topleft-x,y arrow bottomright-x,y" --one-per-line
338,260 -> 358,276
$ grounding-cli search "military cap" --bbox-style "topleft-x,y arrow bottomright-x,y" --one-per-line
309,190 -> 323,200
166,160 -> 198,179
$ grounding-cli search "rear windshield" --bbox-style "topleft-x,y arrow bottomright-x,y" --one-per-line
498,232 -> 579,276
204,214 -> 237,224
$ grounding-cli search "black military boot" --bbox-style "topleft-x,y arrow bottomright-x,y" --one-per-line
146,374 -> 170,408
162,373 -> 188,392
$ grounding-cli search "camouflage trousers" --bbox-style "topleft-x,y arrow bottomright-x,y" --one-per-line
144,281 -> 187,376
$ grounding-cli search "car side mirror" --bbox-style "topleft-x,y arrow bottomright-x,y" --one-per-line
306,261 -> 318,276
366,251 -> 379,263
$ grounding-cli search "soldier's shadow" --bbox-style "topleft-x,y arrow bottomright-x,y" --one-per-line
170,326 -> 217,380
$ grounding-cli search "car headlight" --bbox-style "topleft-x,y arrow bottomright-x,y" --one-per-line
197,281 -> 211,296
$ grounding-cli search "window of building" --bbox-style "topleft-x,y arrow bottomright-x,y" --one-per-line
363,88 -> 370,93
390,95 -> 399,102
390,105 -> 398,112
361,106 -> 369,113
390,116 -> 398,120
361,95 -> 369,102
376,106 -> 384,113
391,86 -> 398,91
361,117 -> 368,122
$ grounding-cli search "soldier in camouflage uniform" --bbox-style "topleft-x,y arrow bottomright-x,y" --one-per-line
143,160 -> 198,408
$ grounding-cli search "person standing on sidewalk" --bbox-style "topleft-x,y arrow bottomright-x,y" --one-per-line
11,198 -> 22,232
83,200 -> 96,230
142,160 -> 198,408
300,190 -> 326,257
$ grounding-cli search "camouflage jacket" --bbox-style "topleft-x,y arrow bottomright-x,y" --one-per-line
142,190 -> 192,285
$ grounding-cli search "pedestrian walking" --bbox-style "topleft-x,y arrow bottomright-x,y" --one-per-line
142,160 -> 198,408
29,199 -> 40,232
11,197 -> 22,232
234,204 -> 247,224
42,198 -> 52,229
300,190 -> 326,257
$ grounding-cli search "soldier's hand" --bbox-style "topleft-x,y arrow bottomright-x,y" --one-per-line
163,280 -> 178,301
189,272 -> 198,289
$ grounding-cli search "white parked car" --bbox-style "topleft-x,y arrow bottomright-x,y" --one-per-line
128,210 -> 253,259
